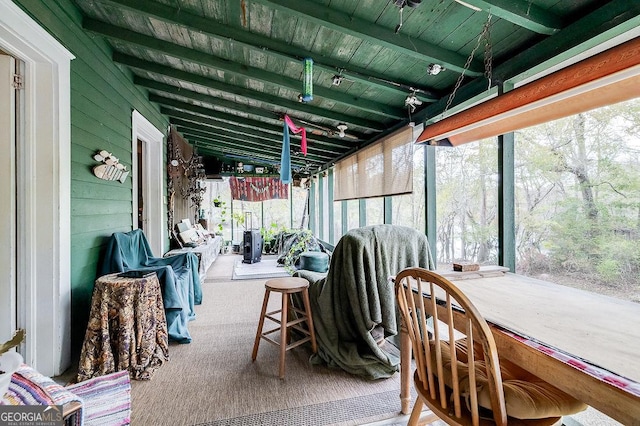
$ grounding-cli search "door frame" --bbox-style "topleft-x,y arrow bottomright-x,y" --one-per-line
132,110 -> 165,256
0,2 -> 74,376
0,54 -> 17,350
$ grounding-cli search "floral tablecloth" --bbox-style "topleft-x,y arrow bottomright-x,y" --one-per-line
77,273 -> 169,382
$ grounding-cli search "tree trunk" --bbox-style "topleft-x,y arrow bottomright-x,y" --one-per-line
573,114 -> 599,224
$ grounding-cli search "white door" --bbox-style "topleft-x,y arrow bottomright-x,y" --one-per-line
0,53 -> 17,343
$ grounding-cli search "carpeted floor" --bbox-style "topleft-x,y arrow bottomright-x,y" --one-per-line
130,254 -> 408,426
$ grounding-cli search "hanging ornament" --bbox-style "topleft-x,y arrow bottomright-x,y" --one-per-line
284,114 -> 307,155
301,57 -> 314,102
280,121 -> 292,184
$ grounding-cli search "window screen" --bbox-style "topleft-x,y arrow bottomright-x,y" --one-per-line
334,126 -> 414,201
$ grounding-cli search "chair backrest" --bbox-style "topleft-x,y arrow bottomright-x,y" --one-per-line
100,229 -> 155,274
395,267 -> 508,426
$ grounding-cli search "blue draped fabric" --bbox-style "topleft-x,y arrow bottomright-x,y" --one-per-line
99,229 -> 201,343
280,121 -> 291,184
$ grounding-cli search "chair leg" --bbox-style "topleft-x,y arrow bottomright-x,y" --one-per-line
252,289 -> 271,361
301,288 -> 317,353
408,397 -> 424,426
279,292 -> 289,379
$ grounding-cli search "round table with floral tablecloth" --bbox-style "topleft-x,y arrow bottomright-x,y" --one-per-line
77,272 -> 169,382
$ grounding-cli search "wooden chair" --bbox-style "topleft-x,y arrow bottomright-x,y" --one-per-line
394,267 -> 587,426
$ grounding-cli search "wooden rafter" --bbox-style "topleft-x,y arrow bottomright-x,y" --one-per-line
453,0 -> 563,35
417,37 -> 640,146
99,0 -> 440,101
250,0 -> 484,76
133,76 -> 381,133
413,0 -> 640,123
84,18 -> 406,118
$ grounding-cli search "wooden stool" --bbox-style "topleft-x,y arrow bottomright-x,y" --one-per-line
251,277 -> 317,379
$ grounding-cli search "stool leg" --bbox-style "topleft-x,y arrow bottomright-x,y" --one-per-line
279,292 -> 289,379
252,289 -> 271,361
301,288 -> 317,353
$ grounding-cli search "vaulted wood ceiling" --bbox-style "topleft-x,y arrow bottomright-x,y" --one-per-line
73,0 -> 640,173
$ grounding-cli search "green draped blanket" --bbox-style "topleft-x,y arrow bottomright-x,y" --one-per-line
296,225 -> 434,379
99,229 -> 201,343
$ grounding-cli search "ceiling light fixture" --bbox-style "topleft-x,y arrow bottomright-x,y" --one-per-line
337,123 -> 348,138
453,0 -> 481,12
427,63 -> 445,75
332,74 -> 344,86
404,93 -> 423,113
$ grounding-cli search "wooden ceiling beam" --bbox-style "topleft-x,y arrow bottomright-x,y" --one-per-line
164,108 -> 344,158
181,133 -> 280,160
156,98 -> 356,150
133,76 -> 381,133
453,0 -> 563,35
413,0 -> 640,123
180,130 -> 325,165
99,0 -> 439,101
177,124 -> 337,160
115,53 -> 389,134
85,18 -> 405,118
417,37 -> 640,146
165,108 -> 286,146
184,133 -> 329,166
168,112 -> 355,152
250,0 -> 483,76
176,126 -> 286,157
193,144 -> 303,167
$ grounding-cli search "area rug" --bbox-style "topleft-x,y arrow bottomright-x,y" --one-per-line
130,257 -> 408,425
193,389 -> 408,426
232,257 -> 290,280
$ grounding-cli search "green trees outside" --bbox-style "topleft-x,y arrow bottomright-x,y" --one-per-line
436,98 -> 640,301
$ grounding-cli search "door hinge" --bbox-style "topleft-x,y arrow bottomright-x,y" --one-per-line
13,74 -> 24,90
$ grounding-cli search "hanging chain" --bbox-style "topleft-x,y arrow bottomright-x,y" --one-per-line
483,15 -> 493,91
441,14 -> 493,119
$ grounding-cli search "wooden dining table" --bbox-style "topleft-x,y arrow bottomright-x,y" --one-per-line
398,267 -> 640,425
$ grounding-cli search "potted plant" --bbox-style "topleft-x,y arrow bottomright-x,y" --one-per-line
0,329 -> 25,400
214,201 -> 227,236
212,198 -> 222,207
231,212 -> 246,229
260,223 -> 280,253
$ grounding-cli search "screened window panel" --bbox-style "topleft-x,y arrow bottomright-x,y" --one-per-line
334,126 -> 413,201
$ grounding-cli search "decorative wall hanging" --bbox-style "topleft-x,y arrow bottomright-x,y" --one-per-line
92,150 -> 129,183
167,127 -> 207,232
229,177 -> 289,202
301,57 -> 313,102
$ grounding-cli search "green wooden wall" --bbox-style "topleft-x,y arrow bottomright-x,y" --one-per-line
13,0 -> 169,356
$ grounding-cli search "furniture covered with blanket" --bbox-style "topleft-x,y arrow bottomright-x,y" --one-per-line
295,225 -> 435,379
99,229 -> 200,343
77,272 -> 169,382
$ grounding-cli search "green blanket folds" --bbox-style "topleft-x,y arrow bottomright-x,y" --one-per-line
99,229 -> 201,343
298,225 -> 434,379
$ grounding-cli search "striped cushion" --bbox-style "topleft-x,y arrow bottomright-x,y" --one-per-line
66,371 -> 131,425
2,365 -> 84,426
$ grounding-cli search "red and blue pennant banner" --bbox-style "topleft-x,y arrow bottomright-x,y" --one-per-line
284,115 -> 307,155
280,114 -> 307,184
229,177 -> 289,202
